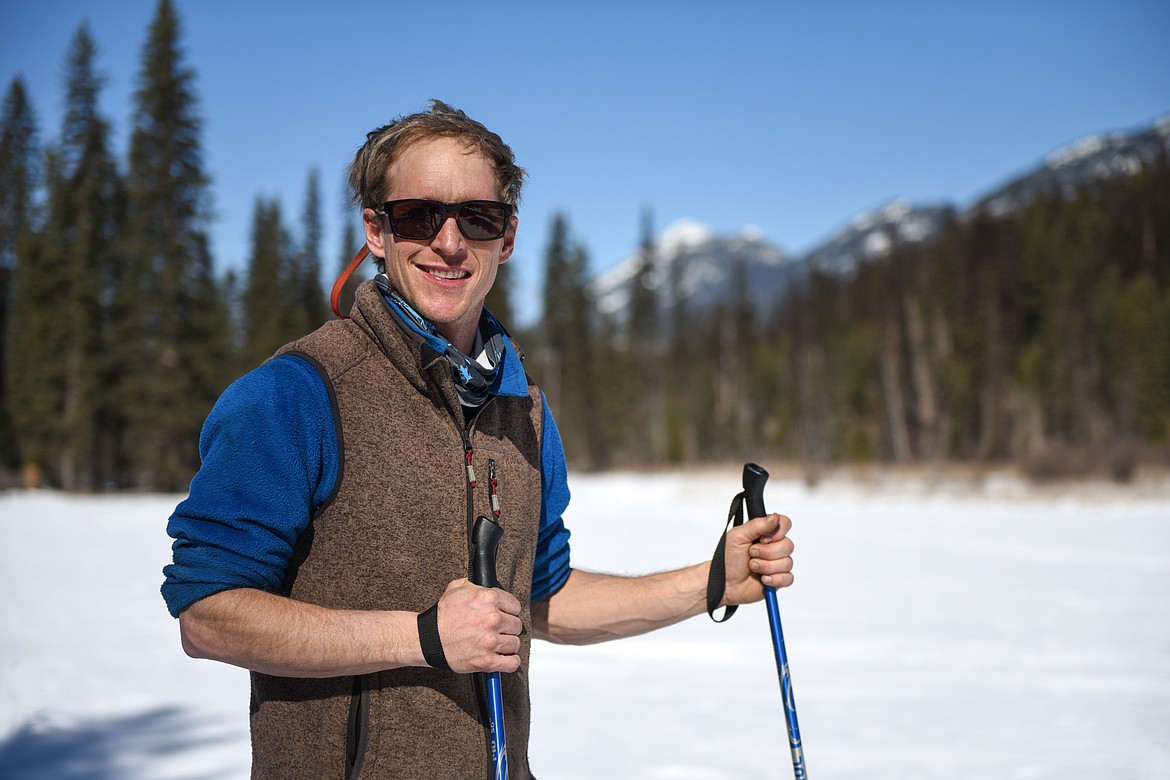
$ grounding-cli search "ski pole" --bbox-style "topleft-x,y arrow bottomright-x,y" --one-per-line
743,463 -> 808,780
470,514 -> 509,780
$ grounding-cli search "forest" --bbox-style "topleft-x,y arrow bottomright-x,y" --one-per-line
2,0 -> 1168,491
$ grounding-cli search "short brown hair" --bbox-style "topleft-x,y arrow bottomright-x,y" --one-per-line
348,100 -> 527,211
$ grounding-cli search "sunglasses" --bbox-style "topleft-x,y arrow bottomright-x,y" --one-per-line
377,199 -> 514,242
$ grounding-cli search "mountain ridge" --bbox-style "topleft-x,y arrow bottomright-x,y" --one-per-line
591,113 -> 1169,324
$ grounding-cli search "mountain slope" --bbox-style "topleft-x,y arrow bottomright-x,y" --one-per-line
592,219 -> 794,324
590,114 -> 1169,327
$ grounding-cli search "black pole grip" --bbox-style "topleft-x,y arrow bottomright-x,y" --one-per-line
471,515 -> 503,589
743,462 -> 769,520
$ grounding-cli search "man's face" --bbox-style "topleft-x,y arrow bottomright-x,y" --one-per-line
363,136 -> 516,353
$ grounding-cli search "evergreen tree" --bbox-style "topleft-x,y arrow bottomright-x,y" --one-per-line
55,25 -> 126,490
118,0 -> 227,490
242,196 -> 295,365
663,240 -> 690,463
626,207 -> 664,461
0,79 -> 39,273
537,215 -> 574,447
537,214 -> 604,467
628,206 -> 659,349
0,77 -> 41,476
6,28 -> 126,490
540,213 -> 573,380
290,167 -> 327,334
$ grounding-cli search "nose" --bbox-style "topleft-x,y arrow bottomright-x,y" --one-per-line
430,215 -> 465,256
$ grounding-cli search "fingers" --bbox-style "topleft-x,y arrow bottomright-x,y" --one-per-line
749,515 -> 795,588
435,579 -> 523,674
746,511 -> 792,542
751,558 -> 795,588
724,513 -> 796,600
749,533 -> 795,562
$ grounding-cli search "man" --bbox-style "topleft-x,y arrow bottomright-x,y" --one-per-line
162,100 -> 795,779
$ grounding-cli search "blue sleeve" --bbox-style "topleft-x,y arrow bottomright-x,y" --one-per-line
530,392 -> 572,603
161,354 -> 339,617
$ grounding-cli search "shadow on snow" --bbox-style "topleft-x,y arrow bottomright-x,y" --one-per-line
0,706 -> 242,780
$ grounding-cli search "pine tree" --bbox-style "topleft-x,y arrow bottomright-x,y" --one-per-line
8,147 -> 64,487
628,206 -> 659,350
291,168 -> 327,334
55,25 -> 126,490
536,214 -> 573,445
242,196 -> 295,365
537,214 -> 604,467
0,77 -> 41,477
118,0 -> 226,490
6,25 -> 125,491
0,79 -> 39,273
627,207 -> 664,461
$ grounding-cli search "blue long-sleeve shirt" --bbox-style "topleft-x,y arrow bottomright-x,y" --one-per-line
162,345 -> 573,618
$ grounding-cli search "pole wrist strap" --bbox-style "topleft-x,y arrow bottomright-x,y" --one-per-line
706,490 -> 746,622
418,602 -> 451,670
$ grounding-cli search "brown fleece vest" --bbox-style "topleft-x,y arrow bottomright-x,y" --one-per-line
249,281 -> 543,779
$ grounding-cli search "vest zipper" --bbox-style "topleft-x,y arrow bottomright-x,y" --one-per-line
436,386 -> 500,777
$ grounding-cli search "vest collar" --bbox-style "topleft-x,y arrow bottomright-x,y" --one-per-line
350,280 -> 528,400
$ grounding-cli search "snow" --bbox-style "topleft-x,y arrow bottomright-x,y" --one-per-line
656,219 -> 714,257
2,470 -> 1169,779
850,199 -> 912,232
593,219 -> 715,316
1046,135 -> 1109,168
863,230 -> 892,257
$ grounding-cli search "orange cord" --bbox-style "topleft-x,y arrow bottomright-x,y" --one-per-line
330,246 -> 370,319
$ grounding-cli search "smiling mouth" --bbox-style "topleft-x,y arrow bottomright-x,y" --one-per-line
422,266 -> 470,280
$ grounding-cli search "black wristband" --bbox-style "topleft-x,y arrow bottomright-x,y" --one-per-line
417,602 -> 450,671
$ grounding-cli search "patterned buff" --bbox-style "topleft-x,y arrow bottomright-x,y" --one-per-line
374,274 -> 505,407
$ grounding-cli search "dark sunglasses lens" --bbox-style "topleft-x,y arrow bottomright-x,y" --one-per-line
389,201 -> 443,239
458,202 -> 509,240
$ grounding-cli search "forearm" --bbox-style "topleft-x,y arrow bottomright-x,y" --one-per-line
179,587 -> 425,677
531,566 -> 710,645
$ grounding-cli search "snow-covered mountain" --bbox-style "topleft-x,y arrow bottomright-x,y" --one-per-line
802,115 -> 1170,273
592,219 -> 795,325
801,199 -> 955,275
976,115 -> 1170,217
591,115 -> 1169,327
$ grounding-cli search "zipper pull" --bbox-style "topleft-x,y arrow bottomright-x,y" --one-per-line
488,459 -> 501,521
465,447 -> 477,487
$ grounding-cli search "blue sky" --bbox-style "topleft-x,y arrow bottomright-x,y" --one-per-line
2,0 -> 1168,324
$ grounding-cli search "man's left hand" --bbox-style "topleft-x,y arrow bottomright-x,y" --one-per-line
721,513 -> 795,606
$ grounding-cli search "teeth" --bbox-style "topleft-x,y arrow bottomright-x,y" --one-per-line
429,268 -> 469,280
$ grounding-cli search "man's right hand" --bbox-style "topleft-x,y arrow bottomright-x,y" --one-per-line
433,578 -> 523,673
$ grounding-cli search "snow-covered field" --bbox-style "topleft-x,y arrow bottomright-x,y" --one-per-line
2,468 -> 1168,779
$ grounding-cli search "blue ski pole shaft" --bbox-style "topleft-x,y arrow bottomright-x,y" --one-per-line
484,670 -> 507,780
743,463 -> 807,780
471,515 -> 509,780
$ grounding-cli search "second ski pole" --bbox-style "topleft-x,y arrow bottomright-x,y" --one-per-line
743,463 -> 807,780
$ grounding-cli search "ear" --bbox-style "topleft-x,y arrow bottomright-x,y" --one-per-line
498,215 -> 518,264
363,208 -> 387,257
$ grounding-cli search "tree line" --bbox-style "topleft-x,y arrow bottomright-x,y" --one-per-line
524,155 -> 1170,481
0,1 -> 357,491
3,0 -> 1167,492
